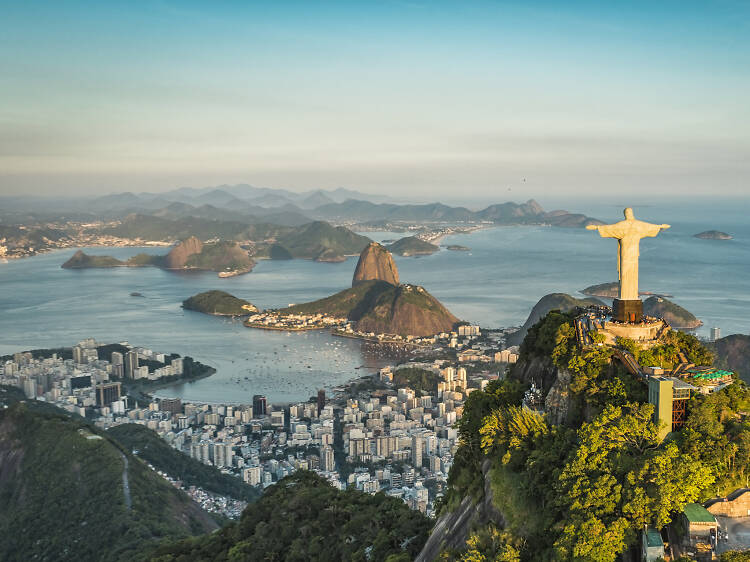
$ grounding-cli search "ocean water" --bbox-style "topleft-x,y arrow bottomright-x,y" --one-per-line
0,198 -> 747,403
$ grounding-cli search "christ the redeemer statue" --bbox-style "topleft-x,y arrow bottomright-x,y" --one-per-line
587,208 -> 669,322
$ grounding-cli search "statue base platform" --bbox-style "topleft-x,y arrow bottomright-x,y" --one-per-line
613,299 -> 643,323
599,318 -> 667,349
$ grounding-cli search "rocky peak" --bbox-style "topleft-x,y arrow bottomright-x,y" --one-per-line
352,242 -> 399,287
164,236 -> 203,269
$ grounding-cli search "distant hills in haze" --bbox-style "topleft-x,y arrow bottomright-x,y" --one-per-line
1,182 -> 607,260
0,181 -> 601,230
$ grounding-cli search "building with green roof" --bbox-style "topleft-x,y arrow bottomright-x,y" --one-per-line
681,503 -> 718,548
642,528 -> 665,562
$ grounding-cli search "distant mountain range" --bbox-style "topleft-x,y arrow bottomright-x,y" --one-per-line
1,181 -> 600,229
78,188 -> 601,228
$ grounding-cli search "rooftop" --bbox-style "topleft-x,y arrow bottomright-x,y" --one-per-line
683,502 -> 716,524
645,528 -> 664,548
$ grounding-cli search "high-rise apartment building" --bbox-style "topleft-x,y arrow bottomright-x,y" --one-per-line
253,395 -> 267,417
412,435 -> 423,468
125,351 -> 138,379
96,382 -> 122,406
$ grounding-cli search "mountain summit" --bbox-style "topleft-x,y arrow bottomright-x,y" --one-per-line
352,242 -> 400,287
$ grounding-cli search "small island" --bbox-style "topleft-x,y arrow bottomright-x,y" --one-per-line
386,236 -> 439,257
694,230 -> 733,240
182,290 -> 259,316
446,244 -> 470,251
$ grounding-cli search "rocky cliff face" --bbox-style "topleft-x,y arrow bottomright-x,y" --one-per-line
352,242 -> 399,287
415,460 -> 503,562
513,355 -> 574,426
164,236 -> 204,269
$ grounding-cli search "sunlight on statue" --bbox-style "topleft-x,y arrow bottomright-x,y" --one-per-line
586,208 -> 670,301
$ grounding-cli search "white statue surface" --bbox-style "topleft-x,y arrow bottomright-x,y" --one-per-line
586,208 -> 670,301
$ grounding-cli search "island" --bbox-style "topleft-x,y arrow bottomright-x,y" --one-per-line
61,250 -> 149,268
61,237 -> 256,277
385,236 -> 439,256
182,290 -> 259,316
694,230 -> 733,240
446,244 -> 470,251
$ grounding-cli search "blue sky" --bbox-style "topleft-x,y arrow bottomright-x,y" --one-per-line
1,0 -> 748,199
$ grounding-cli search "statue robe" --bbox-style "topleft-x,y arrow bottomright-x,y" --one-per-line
592,219 -> 662,301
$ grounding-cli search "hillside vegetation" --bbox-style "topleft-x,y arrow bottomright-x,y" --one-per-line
439,311 -> 750,561
108,424 -> 260,503
147,471 -> 431,561
0,389 -> 217,562
182,290 -> 258,316
642,296 -> 702,328
506,293 -> 603,346
271,220 -> 371,260
283,280 -> 459,337
386,236 -> 439,256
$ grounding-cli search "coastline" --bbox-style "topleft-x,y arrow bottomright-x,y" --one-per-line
243,323 -> 329,331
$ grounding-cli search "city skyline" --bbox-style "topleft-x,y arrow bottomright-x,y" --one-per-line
2,1 -> 749,198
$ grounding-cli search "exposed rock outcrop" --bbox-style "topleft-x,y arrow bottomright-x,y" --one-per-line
352,242 -> 400,287
415,460 -> 503,562
544,368 -> 572,426
165,236 -> 204,269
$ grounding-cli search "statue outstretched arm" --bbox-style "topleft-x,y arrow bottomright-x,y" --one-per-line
586,223 -> 623,238
639,222 -> 671,238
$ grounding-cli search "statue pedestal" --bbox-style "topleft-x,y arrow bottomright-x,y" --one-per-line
613,299 -> 643,323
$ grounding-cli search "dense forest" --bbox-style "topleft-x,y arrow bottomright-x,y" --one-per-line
147,471 -> 432,561
441,311 -> 750,561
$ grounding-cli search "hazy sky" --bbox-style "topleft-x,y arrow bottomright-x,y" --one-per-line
1,0 -> 749,199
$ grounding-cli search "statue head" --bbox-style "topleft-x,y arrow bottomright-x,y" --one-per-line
624,207 -> 634,220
